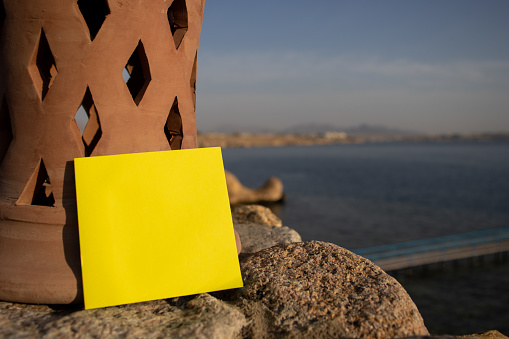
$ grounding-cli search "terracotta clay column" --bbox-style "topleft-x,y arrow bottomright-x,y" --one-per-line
0,0 -> 205,304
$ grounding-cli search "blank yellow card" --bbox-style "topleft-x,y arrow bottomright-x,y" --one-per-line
74,147 -> 243,309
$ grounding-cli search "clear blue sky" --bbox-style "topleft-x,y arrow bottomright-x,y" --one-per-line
195,0 -> 509,134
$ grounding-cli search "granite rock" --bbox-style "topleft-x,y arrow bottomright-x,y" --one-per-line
418,331 -> 509,339
234,240 -> 429,338
234,223 -> 302,254
459,331 -> 509,339
232,204 -> 283,226
0,293 -> 246,339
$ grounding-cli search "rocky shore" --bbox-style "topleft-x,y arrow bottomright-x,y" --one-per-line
197,132 -> 509,149
1,205 -> 506,338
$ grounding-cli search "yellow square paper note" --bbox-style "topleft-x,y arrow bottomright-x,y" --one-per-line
74,147 -> 243,309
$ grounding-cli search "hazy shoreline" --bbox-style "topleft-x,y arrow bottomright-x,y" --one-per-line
198,131 -> 509,148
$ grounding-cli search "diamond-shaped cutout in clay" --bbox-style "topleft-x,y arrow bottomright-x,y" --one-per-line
17,158 -> 55,207
124,40 -> 151,105
168,0 -> 188,49
164,97 -> 183,150
28,28 -> 58,101
74,87 -> 102,157
77,0 -> 110,41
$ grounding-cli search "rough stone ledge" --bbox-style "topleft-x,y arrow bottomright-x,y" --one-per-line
232,204 -> 283,227
0,293 -> 246,339
232,204 -> 300,254
0,298 -> 505,339
234,223 -> 301,254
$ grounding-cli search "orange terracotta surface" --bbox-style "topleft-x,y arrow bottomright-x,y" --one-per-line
0,0 -> 205,304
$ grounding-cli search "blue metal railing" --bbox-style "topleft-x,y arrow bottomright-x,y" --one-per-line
353,227 -> 509,262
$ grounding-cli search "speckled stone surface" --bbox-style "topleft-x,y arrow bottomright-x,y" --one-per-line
234,223 -> 301,254
235,240 -> 429,338
0,294 -> 246,338
232,204 -> 283,226
459,331 -> 509,339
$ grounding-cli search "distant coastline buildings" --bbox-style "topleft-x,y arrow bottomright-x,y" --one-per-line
322,131 -> 348,140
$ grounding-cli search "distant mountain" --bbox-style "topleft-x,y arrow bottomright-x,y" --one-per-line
283,123 -> 419,136
202,122 -> 420,136
343,124 -> 419,136
282,123 -> 341,135
201,123 -> 277,134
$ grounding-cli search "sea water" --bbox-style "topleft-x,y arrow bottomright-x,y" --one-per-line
222,141 -> 509,249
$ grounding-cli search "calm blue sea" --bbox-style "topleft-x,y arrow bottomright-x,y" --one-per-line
222,141 -> 509,250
